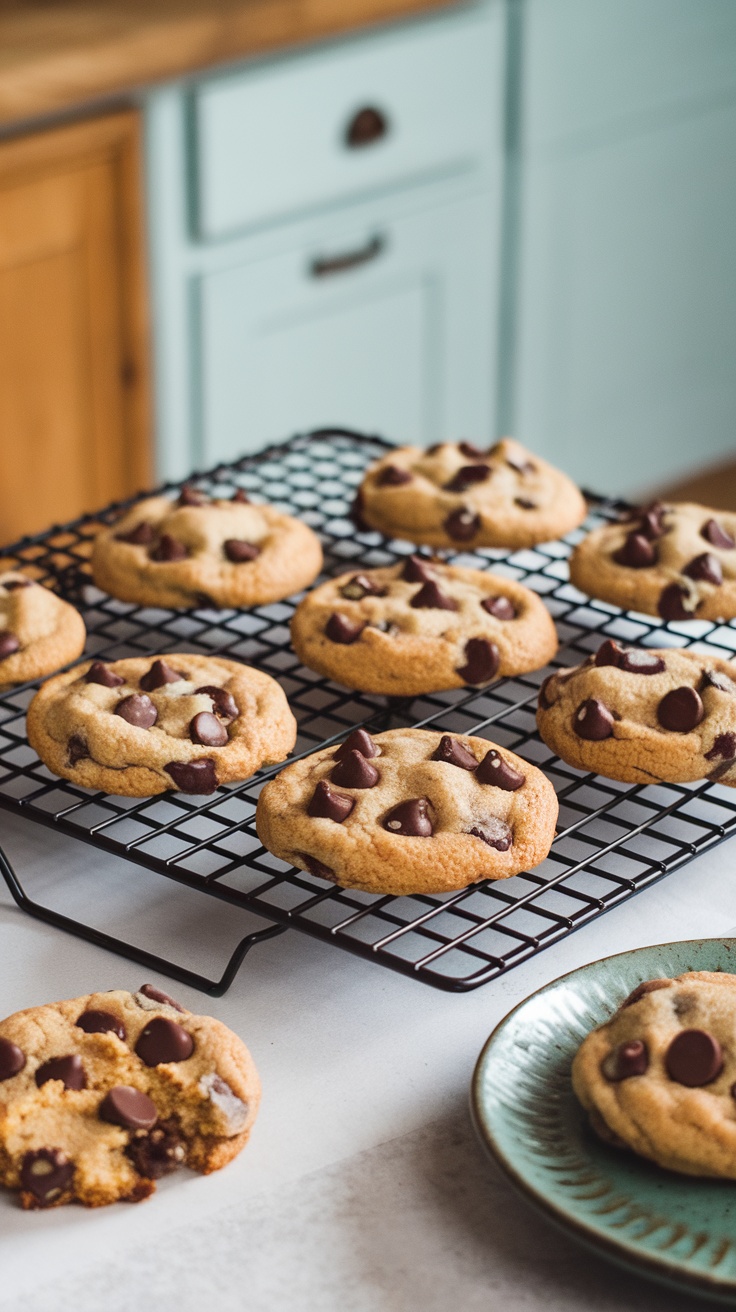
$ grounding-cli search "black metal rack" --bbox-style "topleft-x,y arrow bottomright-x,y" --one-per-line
2,428 -> 736,995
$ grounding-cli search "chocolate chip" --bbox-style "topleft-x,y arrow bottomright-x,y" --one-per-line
444,508 -> 481,541
150,535 -> 188,562
444,464 -> 490,493
340,574 -> 387,600
115,693 -> 157,728
298,853 -> 335,879
620,649 -> 666,675
427,443 -> 445,454
333,729 -> 379,761
638,502 -> 666,540
330,749 -> 380,788
705,732 -> 736,761
20,1149 -> 74,1205
138,983 -> 185,1011
702,518 -> 735,550
538,674 -> 556,710
115,520 -> 154,545
683,553 -> 723,586
574,698 -> 614,740
506,455 -> 536,475
189,711 -> 228,747
665,1029 -> 723,1086
178,486 -> 208,507
514,498 -> 537,510
100,1086 -> 158,1131
481,595 -> 516,620
307,780 -> 355,821
702,668 -> 736,694
658,582 -> 694,621
382,798 -> 433,837
594,639 -> 622,667
194,686 -> 238,722
165,759 -> 218,794
469,818 -> 512,851
351,489 -> 369,531
613,532 -> 657,569
126,1117 -> 185,1179
67,734 -> 88,765
0,631 -> 20,660
85,661 -> 125,687
377,464 -> 412,487
232,488 -> 251,503
401,555 -> 435,583
76,1010 -> 126,1040
410,580 -> 458,611
140,659 -> 185,691
621,978 -> 672,1008
476,749 -> 525,790
135,1017 -> 194,1066
325,613 -> 365,644
3,578 -> 33,591
431,735 -> 478,770
35,1055 -> 86,1090
657,685 -> 704,733
457,638 -> 500,685
0,1036 -> 25,1081
459,442 -> 485,459
224,539 -> 261,563
601,1040 -> 649,1081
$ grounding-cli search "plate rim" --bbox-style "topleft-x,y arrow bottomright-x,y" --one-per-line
471,936 -> 736,1303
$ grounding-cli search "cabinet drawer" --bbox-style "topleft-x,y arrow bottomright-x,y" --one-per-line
192,4 -> 502,239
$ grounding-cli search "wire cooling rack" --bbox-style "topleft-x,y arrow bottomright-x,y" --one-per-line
2,428 -> 736,995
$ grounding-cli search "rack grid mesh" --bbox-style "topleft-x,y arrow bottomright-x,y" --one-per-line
2,428 -> 736,994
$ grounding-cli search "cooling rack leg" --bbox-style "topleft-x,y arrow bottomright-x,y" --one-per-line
0,842 -> 287,997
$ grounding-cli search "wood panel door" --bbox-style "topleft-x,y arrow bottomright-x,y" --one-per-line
0,111 -> 151,543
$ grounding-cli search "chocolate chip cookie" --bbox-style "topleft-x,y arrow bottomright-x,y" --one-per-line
569,501 -> 736,621
573,971 -> 736,1178
0,984 -> 259,1208
537,639 -> 736,785
355,439 -> 587,549
0,571 -> 85,688
26,654 -> 296,796
290,557 -> 557,695
91,487 -> 323,609
255,726 -> 558,895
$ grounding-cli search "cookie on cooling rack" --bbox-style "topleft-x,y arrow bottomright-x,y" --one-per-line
573,971 -> 736,1178
26,653 -> 296,797
290,556 -> 557,695
537,638 -> 736,785
91,486 -> 323,609
0,572 -> 85,688
569,501 -> 736,621
255,726 -> 558,896
0,983 -> 259,1208
354,439 -> 587,549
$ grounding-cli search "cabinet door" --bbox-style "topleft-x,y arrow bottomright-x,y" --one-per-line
0,113 -> 151,543
197,190 -> 496,464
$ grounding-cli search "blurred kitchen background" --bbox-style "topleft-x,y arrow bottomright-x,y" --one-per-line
1,0 -> 735,541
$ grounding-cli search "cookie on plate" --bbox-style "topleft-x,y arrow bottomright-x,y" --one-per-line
0,983 -> 259,1208
0,572 -> 85,688
26,653 -> 296,796
569,501 -> 736,621
291,556 -> 557,695
537,639 -> 736,786
91,487 -> 323,609
355,439 -> 587,549
255,726 -> 558,895
573,971 -> 736,1178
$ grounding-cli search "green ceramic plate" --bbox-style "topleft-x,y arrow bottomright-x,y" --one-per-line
472,939 -> 736,1304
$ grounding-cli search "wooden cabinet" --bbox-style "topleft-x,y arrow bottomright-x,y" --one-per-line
0,112 -> 151,543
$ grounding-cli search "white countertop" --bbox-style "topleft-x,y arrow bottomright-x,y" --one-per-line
1,806 -> 733,1311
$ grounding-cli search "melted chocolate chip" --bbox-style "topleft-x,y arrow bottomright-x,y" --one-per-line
593,640 -> 664,674
459,442 -> 485,459
702,518 -> 735,550
178,486 -> 208,507
85,661 -> 124,687
334,729 -> 379,761
195,686 -> 238,722
150,535 -> 188,562
307,780 -> 355,822
331,749 -> 380,788
3,579 -> 33,590
67,734 -> 88,765
401,556 -> 435,583
538,675 -> 556,710
444,464 -> 490,493
140,659 -> 185,691
115,521 -> 154,545
457,638 -> 500,686
135,1017 -> 194,1067
637,502 -> 666,540
658,583 -> 694,621
189,712 -> 228,747
76,1010 -> 126,1040
126,1117 -> 185,1179
232,488 -> 250,503
138,983 -> 185,1011
115,694 -> 157,729
298,853 -> 335,879
705,732 -> 736,761
683,553 -> 723,586
165,759 -> 218,794
613,532 -> 657,569
665,1029 -> 723,1086
514,498 -> 537,511
657,685 -> 704,733
35,1055 -> 86,1091
20,1149 -> 74,1205
0,1036 -> 25,1081
377,465 -> 412,487
702,668 -> 736,694
431,735 -> 478,770
382,798 -> 433,837
100,1086 -> 158,1131
621,978 -> 672,1008
601,1040 -> 649,1081
506,455 -> 536,476
444,508 -> 481,541
325,613 -> 365,644
340,574 -> 386,600
469,818 -> 512,851
574,698 -> 614,740
410,580 -> 458,611
481,596 -> 516,620
476,749 -> 525,790
0,632 -> 20,660
224,539 -> 261,563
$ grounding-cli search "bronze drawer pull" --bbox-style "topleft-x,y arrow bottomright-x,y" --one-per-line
345,105 -> 389,148
310,233 -> 385,278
